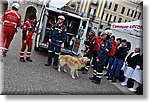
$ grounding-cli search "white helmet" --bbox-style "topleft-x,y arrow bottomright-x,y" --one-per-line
12,3 -> 20,10
135,45 -> 141,49
58,15 -> 65,20
104,30 -> 112,35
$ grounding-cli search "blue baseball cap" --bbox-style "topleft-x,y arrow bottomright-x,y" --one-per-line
90,29 -> 96,35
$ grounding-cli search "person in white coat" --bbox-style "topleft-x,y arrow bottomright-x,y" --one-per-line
121,47 -> 141,86
128,54 -> 143,92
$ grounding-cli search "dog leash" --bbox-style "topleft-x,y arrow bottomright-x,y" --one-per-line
50,42 -> 76,57
50,42 -> 81,62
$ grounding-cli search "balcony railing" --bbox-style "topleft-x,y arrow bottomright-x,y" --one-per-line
87,14 -> 96,21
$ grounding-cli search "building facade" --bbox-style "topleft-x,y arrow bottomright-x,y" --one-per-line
1,0 -> 143,35
66,0 -> 143,35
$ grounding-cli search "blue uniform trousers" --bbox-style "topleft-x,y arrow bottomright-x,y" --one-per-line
47,41 -> 61,66
106,56 -> 115,73
110,57 -> 124,77
93,51 -> 107,79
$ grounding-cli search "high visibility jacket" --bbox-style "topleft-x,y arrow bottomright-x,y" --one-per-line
2,9 -> 21,29
22,19 -> 34,38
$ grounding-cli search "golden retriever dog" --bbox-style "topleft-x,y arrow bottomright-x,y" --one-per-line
58,55 -> 90,78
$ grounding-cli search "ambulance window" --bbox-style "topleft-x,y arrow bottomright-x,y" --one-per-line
48,10 -> 60,23
65,17 -> 80,35
67,21 -> 79,34
82,21 -> 87,29
47,15 -> 55,23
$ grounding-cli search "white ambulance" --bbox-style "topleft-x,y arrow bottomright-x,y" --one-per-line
35,5 -> 90,56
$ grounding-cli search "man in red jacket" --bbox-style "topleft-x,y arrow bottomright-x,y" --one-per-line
20,14 -> 35,62
82,29 -> 101,74
0,2 -> 21,56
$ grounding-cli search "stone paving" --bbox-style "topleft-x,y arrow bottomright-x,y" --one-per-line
0,30 -> 135,95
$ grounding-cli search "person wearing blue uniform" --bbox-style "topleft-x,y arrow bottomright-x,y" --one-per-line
45,15 -> 67,69
90,30 -> 112,84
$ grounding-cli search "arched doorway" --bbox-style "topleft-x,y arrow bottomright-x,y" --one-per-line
1,0 -> 8,14
24,6 -> 37,21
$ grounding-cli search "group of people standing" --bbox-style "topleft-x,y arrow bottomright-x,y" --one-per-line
81,29 -> 112,84
81,27 -> 143,93
0,2 -> 143,93
0,2 -> 67,67
0,2 -> 36,63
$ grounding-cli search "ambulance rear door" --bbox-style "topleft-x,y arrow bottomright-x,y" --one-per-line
72,18 -> 90,56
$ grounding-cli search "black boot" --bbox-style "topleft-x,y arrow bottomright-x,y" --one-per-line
26,57 -> 33,62
45,63 -> 51,66
82,69 -> 88,74
89,75 -> 96,81
78,67 -> 85,71
112,76 -> 117,83
2,51 -> 7,57
107,75 -> 113,80
92,78 -> 101,84
20,58 -> 26,62
53,65 -> 58,70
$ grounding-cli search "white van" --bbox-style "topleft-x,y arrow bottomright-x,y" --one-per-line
34,6 -> 90,56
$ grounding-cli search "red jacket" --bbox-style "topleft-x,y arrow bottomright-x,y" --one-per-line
92,36 -> 101,51
108,40 -> 117,57
22,19 -> 34,38
2,9 -> 21,28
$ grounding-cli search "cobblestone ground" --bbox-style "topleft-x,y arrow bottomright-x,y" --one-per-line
1,30 -> 134,95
